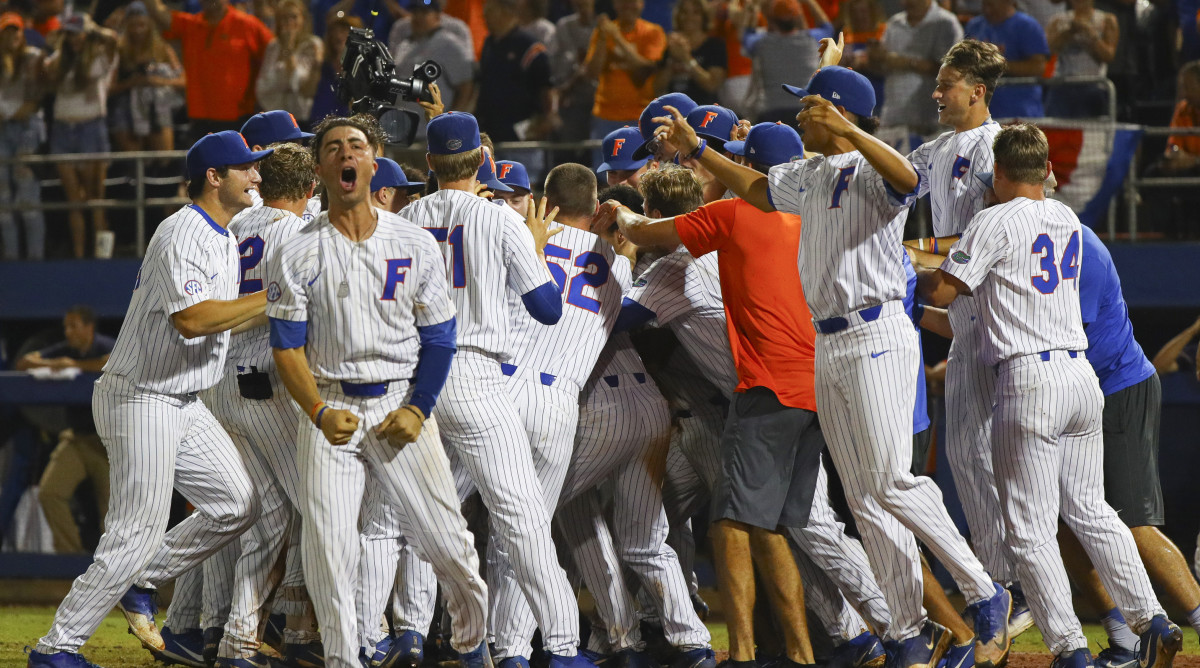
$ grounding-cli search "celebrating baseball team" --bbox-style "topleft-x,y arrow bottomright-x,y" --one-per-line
22,25 -> 1200,668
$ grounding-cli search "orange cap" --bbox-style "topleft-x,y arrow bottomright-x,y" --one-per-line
770,0 -> 802,20
0,12 -> 24,31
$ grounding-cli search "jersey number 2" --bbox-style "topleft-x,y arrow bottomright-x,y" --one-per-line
1030,231 -> 1079,294
543,245 -> 610,313
238,236 -> 265,295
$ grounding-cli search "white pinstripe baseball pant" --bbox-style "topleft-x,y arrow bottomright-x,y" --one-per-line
37,374 -> 259,654
299,382 -> 487,668
660,403 -> 725,604
165,563 -> 203,631
357,488 -> 438,651
435,351 -> 580,658
944,307 -> 1015,584
557,379 -> 710,652
992,355 -> 1164,655
815,307 -> 993,641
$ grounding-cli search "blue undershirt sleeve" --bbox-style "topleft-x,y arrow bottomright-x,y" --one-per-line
521,280 -> 563,325
613,298 -> 657,333
410,318 -> 457,417
269,318 -> 307,349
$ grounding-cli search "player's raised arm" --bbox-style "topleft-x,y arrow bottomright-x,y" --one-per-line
652,105 -> 776,212
797,95 -> 918,195
593,200 -> 683,249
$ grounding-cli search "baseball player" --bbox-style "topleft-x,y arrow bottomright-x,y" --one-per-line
495,160 -> 533,214
917,122 -> 1182,668
650,59 -> 1011,668
598,126 -> 654,188
28,131 -> 271,668
600,130 -> 890,668
266,114 -> 492,668
476,145 -> 515,198
371,157 -> 426,214
241,110 -> 324,221
398,112 -> 594,668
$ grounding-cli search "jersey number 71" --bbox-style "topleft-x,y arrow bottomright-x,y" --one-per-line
544,244 -> 610,313
424,226 -> 466,288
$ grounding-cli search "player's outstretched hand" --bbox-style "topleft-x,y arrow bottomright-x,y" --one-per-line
420,82 -> 445,122
796,95 -> 855,138
320,407 -> 359,446
473,180 -> 494,199
376,405 -> 424,449
652,105 -> 701,156
526,196 -> 562,253
592,199 -> 623,235
817,32 -> 845,68
733,118 -> 751,141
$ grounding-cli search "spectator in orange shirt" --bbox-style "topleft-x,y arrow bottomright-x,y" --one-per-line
145,0 -> 273,141
1164,61 -> 1200,172
713,0 -> 761,116
584,0 -> 666,152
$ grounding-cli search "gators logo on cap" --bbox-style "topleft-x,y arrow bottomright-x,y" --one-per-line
447,139 -> 462,151
951,250 -> 971,264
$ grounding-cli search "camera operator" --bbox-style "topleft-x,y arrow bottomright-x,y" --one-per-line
388,0 -> 473,138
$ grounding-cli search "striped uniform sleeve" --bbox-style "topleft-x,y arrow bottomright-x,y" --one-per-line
861,159 -> 918,217
939,208 -> 1011,291
412,231 -> 457,327
162,220 -> 217,315
766,160 -> 811,214
502,214 -> 554,295
265,233 -> 311,323
613,253 -> 634,293
626,253 -> 691,324
908,138 -> 939,200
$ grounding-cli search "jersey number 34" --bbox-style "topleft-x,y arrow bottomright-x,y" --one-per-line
544,244 -> 610,313
1031,230 -> 1079,294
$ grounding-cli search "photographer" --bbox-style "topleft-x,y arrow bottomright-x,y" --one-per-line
388,0 -> 473,138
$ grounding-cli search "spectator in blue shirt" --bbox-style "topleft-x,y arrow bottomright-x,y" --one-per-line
965,0 -> 1049,118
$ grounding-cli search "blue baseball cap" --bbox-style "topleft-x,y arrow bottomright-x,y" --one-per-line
496,160 -> 530,193
598,126 -> 648,173
186,131 -> 273,180
427,112 -> 481,155
371,157 -> 424,191
476,147 -> 513,193
732,122 -> 805,167
240,110 -> 313,148
686,105 -> 738,149
783,66 -> 876,119
633,92 -> 698,159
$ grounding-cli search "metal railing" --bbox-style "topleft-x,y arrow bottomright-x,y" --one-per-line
997,75 -> 1119,121
1123,126 -> 1200,242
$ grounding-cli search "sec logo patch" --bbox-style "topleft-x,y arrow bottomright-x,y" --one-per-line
184,279 -> 204,295
267,281 -> 282,302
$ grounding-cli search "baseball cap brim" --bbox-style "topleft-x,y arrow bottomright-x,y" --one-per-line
724,140 -> 746,156
782,84 -> 809,98
401,180 -> 425,188
695,133 -> 728,150
483,178 -> 513,193
631,138 -> 658,161
598,156 -> 649,173
975,172 -> 994,189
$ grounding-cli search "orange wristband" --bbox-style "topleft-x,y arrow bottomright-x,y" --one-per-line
309,401 -> 327,425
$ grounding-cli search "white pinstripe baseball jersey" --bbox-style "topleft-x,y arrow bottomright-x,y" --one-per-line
401,189 -> 551,361
909,119 -> 1001,237
227,205 -> 309,370
104,204 -> 239,394
507,225 -> 631,389
940,197 -> 1089,366
266,210 -> 456,382
766,152 -> 912,320
249,188 -> 322,221
625,249 -> 738,396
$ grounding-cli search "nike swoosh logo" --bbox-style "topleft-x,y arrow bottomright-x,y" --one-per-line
307,271 -> 322,286
162,643 -> 205,663
870,350 -> 888,358
210,273 -> 218,280
948,649 -> 971,668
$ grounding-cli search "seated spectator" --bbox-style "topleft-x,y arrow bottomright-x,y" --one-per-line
585,0 -> 666,143
256,0 -> 323,127
654,0 -> 726,104
744,0 -> 829,123
45,14 -> 118,259
145,0 -> 273,140
965,0 -> 1049,118
874,0 -> 961,135
550,0 -> 597,141
307,13 -> 359,124
1162,62 -> 1200,174
0,12 -> 46,261
1044,0 -> 1117,118
110,2 -> 185,154
388,0 -> 473,53
15,305 -> 115,554
389,0 -> 474,137
518,0 -> 555,44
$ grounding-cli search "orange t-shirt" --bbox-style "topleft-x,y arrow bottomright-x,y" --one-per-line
675,197 -> 816,411
444,0 -> 486,60
166,8 -> 273,121
588,19 -> 666,121
1167,99 -> 1200,156
843,23 -> 885,47
714,13 -> 765,79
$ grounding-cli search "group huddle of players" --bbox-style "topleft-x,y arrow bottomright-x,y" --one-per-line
23,29 -> 1200,668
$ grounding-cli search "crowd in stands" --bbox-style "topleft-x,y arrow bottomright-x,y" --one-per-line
0,0 -> 1198,258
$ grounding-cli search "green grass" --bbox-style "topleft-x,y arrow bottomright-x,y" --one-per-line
0,606 -> 1194,667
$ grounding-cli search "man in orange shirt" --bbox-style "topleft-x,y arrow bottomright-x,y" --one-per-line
1164,61 -> 1200,171
146,0 -> 273,141
596,122 -> 860,668
584,0 -> 666,156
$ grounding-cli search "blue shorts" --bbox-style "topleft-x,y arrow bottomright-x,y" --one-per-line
0,116 -> 43,157
50,118 -> 111,155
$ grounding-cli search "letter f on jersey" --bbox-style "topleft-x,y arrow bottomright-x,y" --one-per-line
381,259 -> 413,300
830,166 -> 856,209
951,155 -> 971,181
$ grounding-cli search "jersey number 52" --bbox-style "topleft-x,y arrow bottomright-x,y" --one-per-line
544,244 -> 610,313
1031,231 -> 1079,294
